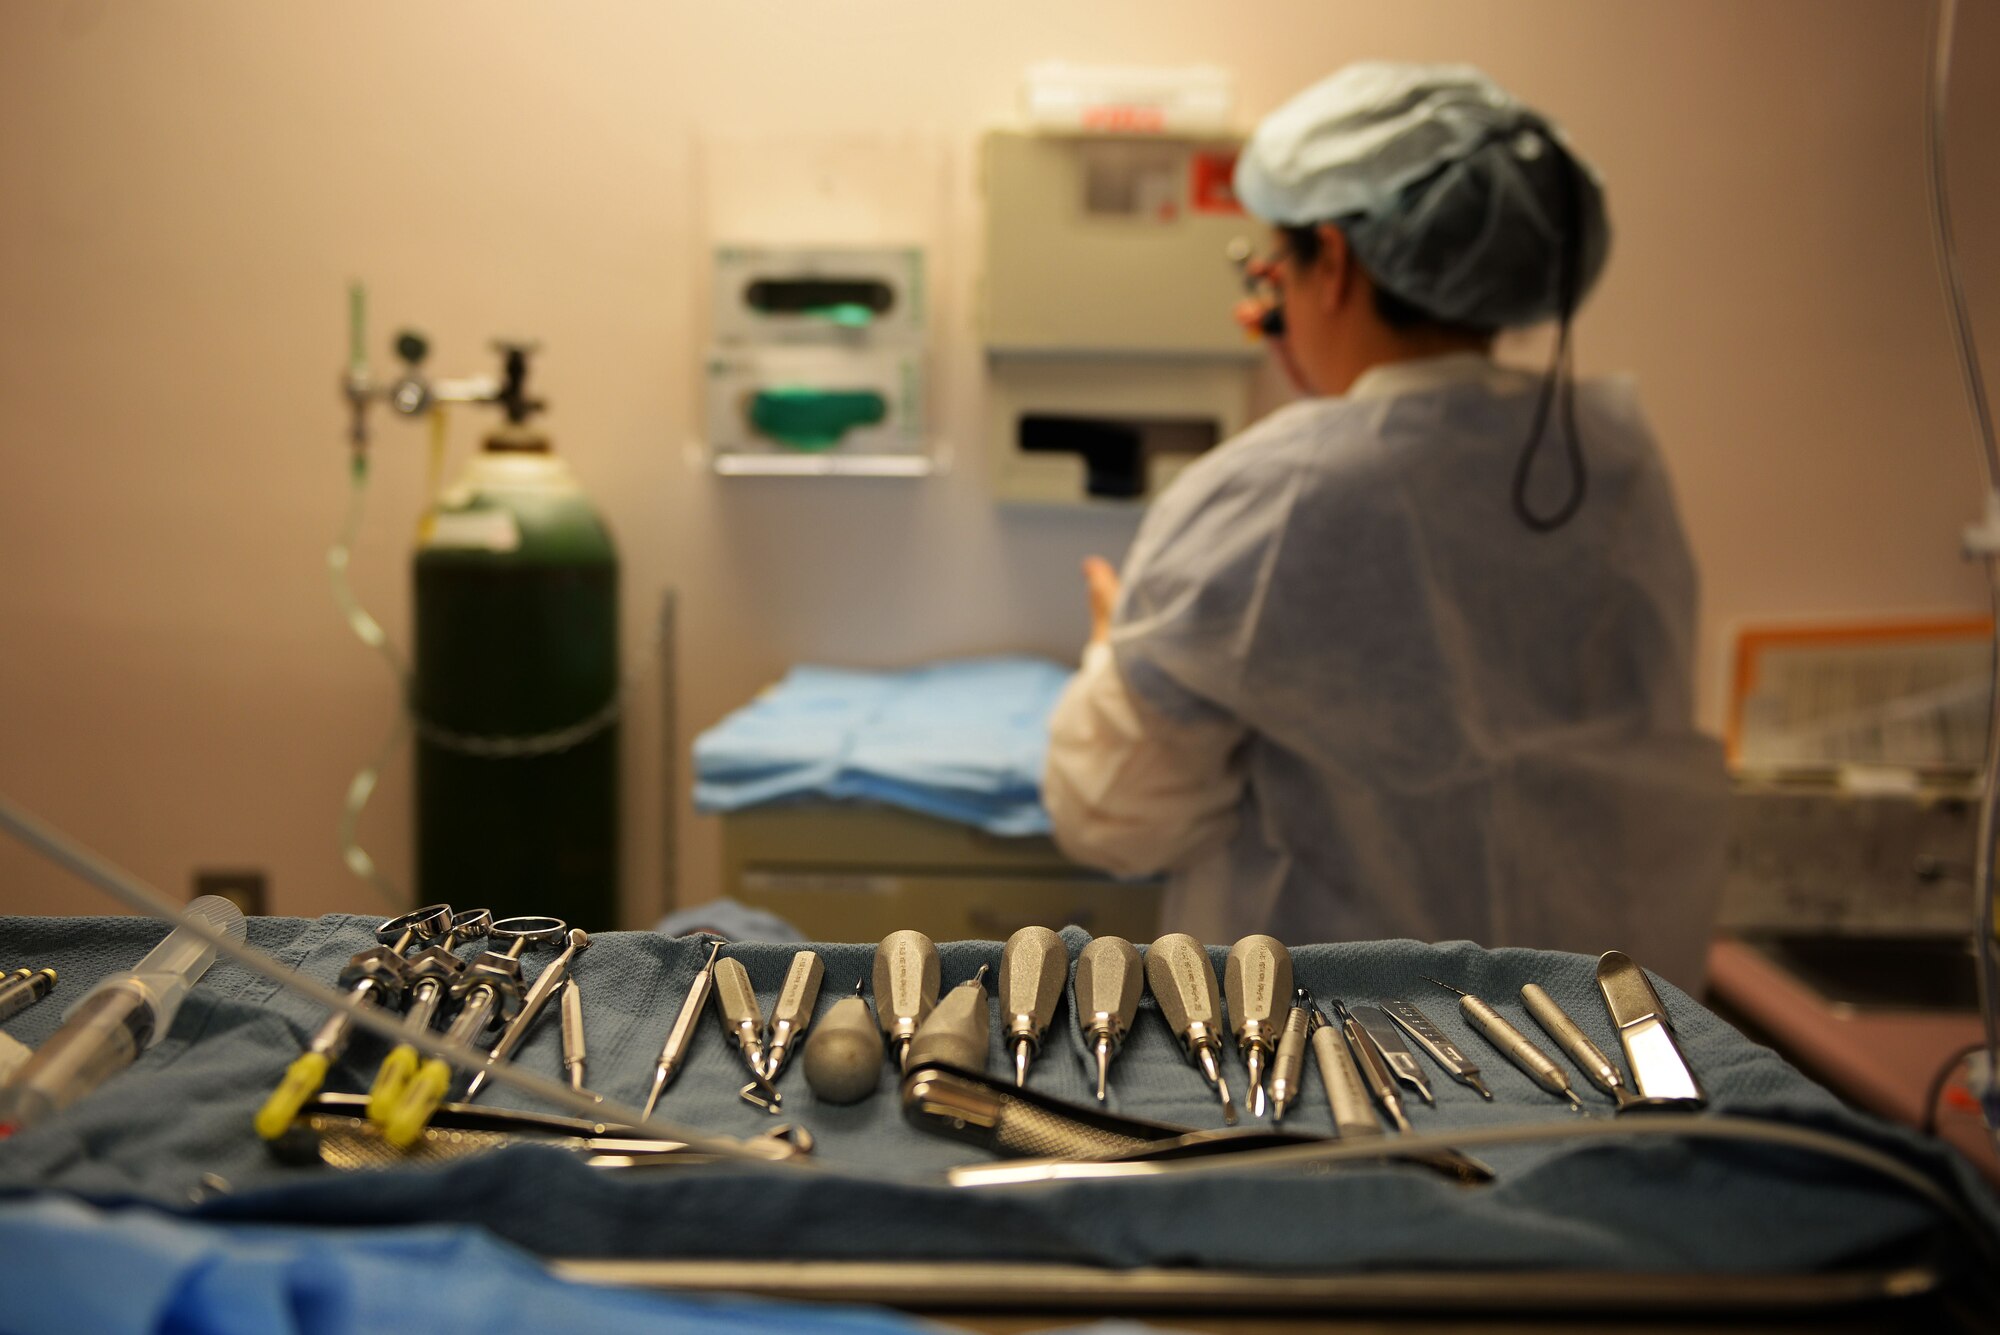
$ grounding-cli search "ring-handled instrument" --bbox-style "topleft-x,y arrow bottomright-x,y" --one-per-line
1344,999 -> 1440,1103
464,927 -> 591,1101
762,950 -> 823,1083
1224,934 -> 1293,1119
1330,999 -> 1412,1134
1520,982 -> 1638,1110
277,1093 -> 812,1171
1145,933 -> 1237,1125
367,908 -> 491,1122
383,915 -> 566,1146
1376,998 -> 1490,1100
1596,951 -> 1707,1109
254,903 -> 451,1140
642,938 -> 724,1117
1422,977 -> 1580,1111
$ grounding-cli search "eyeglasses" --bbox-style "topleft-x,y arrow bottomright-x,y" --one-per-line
1226,240 -> 1287,340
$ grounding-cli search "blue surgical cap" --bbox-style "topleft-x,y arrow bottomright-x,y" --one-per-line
1234,62 -> 1610,330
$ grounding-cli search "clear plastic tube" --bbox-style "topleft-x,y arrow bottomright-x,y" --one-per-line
328,450 -> 410,913
1924,0 -> 2000,1146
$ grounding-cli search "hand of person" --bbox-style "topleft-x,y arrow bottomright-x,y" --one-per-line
1084,556 -> 1121,646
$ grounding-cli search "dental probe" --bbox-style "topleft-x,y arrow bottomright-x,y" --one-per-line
1331,999 -> 1413,1134
642,938 -> 723,1118
1520,982 -> 1638,1109
1423,977 -> 1581,1111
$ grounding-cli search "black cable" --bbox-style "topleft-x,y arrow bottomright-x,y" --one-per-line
1510,131 -> 1591,533
1922,1039 -> 1987,1137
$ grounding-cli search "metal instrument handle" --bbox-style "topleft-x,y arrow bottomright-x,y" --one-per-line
873,931 -> 941,1041
1075,936 -> 1141,1041
772,951 -> 824,1029
1224,935 -> 1293,1043
1460,995 -> 1568,1095
1145,934 -> 1220,1036
1310,1022 -> 1383,1138
1520,983 -> 1623,1094
654,940 -> 722,1066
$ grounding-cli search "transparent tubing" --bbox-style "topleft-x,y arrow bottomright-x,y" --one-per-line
1925,0 -> 2000,1141
329,448 -> 412,914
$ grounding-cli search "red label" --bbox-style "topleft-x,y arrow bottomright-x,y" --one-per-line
1190,151 -> 1243,215
1080,104 -> 1167,134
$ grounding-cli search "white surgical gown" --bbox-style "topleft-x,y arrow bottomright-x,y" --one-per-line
1044,353 -> 1728,989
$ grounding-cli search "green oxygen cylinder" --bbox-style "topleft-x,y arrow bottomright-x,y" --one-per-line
412,411 -> 619,930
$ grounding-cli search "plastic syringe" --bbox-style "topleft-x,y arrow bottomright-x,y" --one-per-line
0,895 -> 245,1133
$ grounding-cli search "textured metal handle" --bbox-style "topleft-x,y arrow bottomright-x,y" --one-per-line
1270,1004 -> 1310,1097
1520,983 -> 1619,1086
992,1102 -> 1156,1161
1311,1024 -> 1382,1138
907,978 -> 991,1073
773,951 -> 824,1028
1224,935 -> 1292,1037
873,931 -> 940,1038
1461,995 -> 1565,1091
1145,934 -> 1218,1035
1000,927 -> 1066,1037
713,957 -> 764,1035
1075,936 -> 1142,1035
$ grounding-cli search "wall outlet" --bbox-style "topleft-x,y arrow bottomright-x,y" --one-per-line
193,869 -> 266,917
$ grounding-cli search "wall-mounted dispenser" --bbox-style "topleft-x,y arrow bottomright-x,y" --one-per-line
705,245 -> 931,476
981,128 -> 1262,505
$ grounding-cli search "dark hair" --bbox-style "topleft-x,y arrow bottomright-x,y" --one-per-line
1280,224 -> 1496,339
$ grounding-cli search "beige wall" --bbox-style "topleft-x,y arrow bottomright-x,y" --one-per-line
2,1 -> 1995,922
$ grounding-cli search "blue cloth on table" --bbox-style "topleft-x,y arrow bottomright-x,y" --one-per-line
1,914 -> 1996,1293
0,1196 -> 939,1335
653,897 -> 806,942
693,656 -> 1071,835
